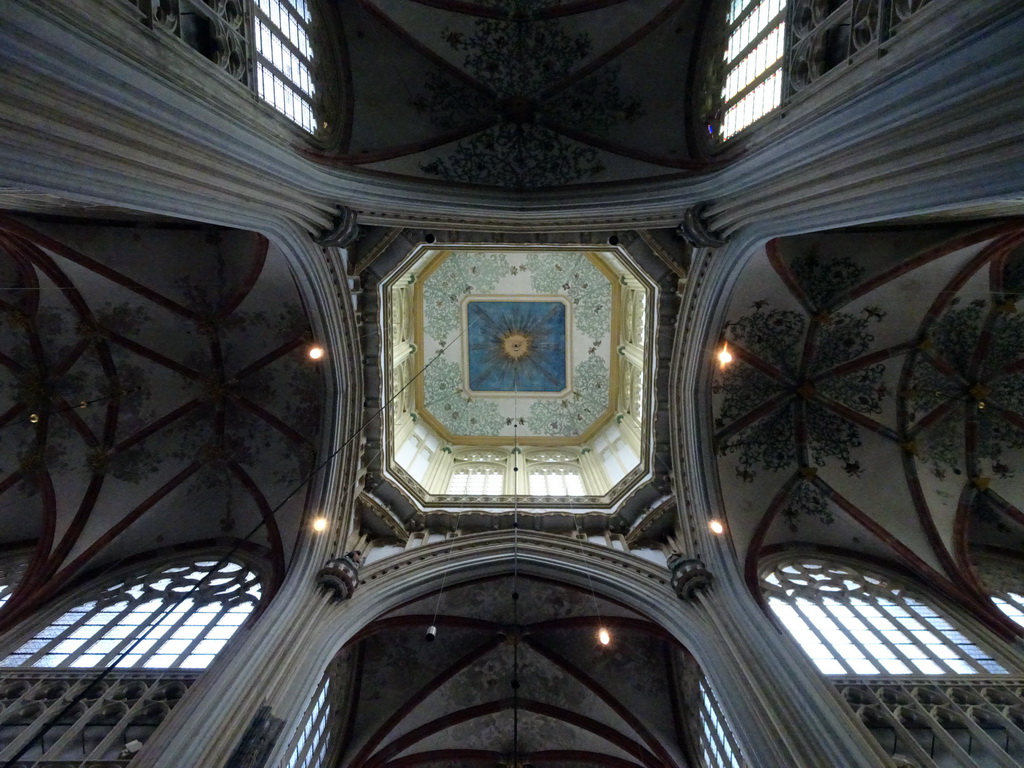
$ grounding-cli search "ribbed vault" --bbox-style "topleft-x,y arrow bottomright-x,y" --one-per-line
711,220 -> 1024,636
310,0 -> 712,188
332,574 -> 701,768
0,214 -> 323,627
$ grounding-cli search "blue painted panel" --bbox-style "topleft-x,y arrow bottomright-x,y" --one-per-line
466,301 -> 567,392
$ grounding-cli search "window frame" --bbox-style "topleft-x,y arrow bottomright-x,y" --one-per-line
0,551 -> 270,672
972,553 -> 1024,631
252,0 -> 318,132
760,555 -> 1017,677
717,0 -> 788,141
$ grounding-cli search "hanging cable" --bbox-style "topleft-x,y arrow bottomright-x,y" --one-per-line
426,511 -> 461,642
511,366 -> 520,767
2,320 -> 478,767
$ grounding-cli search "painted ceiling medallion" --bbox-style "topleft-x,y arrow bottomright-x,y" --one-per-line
466,300 -> 568,393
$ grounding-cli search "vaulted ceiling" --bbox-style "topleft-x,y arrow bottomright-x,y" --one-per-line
334,575 -> 702,768
712,220 -> 1024,628
0,214 -> 322,622
312,0 -> 713,188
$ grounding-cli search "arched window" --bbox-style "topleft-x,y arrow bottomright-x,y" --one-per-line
254,0 -> 317,131
282,671 -> 332,768
1,557 -> 263,670
718,0 -> 787,139
973,555 -> 1024,630
761,557 -> 1009,676
395,423 -> 441,484
446,450 -> 508,495
526,451 -> 586,496
0,551 -> 29,611
698,678 -> 745,768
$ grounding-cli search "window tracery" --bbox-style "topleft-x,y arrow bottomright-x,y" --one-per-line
1,558 -> 263,670
0,552 -> 29,612
525,451 -> 586,496
761,558 -> 1009,676
973,555 -> 1024,630
446,450 -> 507,495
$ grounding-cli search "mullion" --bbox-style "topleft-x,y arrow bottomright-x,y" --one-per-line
789,598 -> 860,674
55,601 -> 138,667
255,40 -> 314,100
877,598 -> 966,674
702,685 -> 739,767
844,597 -> 926,674
803,598 -> 886,674
900,596 -> 992,673
173,602 -> 230,666
257,63 -> 315,129
879,597 -> 961,674
254,12 -> 313,83
722,49 -> 783,111
726,7 -> 787,64
94,599 -> 179,668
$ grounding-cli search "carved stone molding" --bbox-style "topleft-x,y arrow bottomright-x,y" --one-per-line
667,554 -> 713,599
315,205 -> 361,249
317,551 -> 362,600
676,204 -> 726,249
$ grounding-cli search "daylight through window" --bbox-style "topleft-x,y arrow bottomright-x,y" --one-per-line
761,558 -> 1008,676
254,0 -> 317,131
720,0 -> 786,139
1,558 -> 262,670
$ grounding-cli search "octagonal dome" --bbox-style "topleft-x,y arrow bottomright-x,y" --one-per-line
417,246 -> 617,445
381,242 -> 657,510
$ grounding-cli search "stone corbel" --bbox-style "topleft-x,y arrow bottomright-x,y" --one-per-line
667,554 -> 713,600
317,551 -> 362,600
315,205 -> 361,249
676,203 -> 726,249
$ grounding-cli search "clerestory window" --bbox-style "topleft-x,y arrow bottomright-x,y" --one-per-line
282,671 -> 332,768
0,557 -> 263,670
446,450 -> 507,495
761,557 -> 1009,676
526,451 -> 586,496
0,551 -> 29,612
718,0 -> 787,140
698,678 -> 745,768
973,555 -> 1024,630
253,0 -> 317,131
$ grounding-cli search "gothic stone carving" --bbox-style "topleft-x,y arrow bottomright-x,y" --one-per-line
676,204 -> 726,249
317,551 -> 362,600
316,206 -> 361,249
667,554 -> 713,600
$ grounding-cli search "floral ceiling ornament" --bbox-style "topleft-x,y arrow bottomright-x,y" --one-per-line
411,0 -> 644,188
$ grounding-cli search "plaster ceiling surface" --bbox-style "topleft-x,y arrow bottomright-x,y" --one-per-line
338,574 -> 697,768
415,247 -> 617,443
0,215 -> 322,609
318,0 -> 708,188
711,221 -> 1024,598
